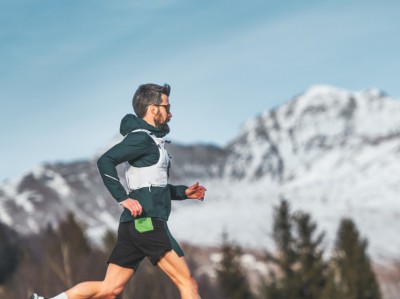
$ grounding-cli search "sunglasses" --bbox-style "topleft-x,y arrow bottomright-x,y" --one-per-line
154,104 -> 171,113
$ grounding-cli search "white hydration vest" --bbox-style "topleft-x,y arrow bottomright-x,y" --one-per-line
124,129 -> 170,191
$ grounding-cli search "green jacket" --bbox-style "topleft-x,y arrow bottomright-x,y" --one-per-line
97,114 -> 188,223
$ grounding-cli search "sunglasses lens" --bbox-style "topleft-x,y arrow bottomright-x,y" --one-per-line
154,104 -> 170,113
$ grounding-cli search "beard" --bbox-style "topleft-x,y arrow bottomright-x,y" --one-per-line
156,122 -> 170,132
154,113 -> 170,132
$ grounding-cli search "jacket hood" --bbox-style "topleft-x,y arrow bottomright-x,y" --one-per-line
119,114 -> 169,137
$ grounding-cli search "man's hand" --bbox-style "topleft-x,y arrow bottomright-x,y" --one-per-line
185,182 -> 207,201
120,198 -> 143,217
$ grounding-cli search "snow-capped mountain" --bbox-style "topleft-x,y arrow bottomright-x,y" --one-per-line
1,85 -> 399,263
168,85 -> 400,263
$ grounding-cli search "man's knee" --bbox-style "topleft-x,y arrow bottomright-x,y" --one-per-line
191,277 -> 199,292
180,276 -> 198,292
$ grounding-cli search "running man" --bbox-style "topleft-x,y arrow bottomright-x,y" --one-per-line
31,83 -> 206,299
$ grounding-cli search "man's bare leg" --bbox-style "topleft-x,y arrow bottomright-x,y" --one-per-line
157,250 -> 201,299
63,263 -> 134,299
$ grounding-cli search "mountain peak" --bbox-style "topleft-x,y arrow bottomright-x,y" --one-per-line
302,84 -> 386,99
229,85 -> 400,182
303,84 -> 350,97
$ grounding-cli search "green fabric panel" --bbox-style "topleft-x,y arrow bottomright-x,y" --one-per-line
134,217 -> 154,233
164,222 -> 184,257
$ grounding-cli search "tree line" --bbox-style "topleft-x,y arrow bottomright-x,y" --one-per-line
216,200 -> 383,299
0,200 -> 388,298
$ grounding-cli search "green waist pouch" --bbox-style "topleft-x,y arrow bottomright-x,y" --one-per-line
134,217 -> 154,233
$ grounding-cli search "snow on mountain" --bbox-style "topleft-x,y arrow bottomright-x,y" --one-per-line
1,85 -> 399,264
170,85 -> 400,263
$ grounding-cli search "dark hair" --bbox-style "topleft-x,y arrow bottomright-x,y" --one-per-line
132,83 -> 171,118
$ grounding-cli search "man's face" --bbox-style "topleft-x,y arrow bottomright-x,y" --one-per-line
154,94 -> 172,130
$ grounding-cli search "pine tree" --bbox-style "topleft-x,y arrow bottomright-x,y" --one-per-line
40,212 -> 106,292
270,199 -> 297,277
261,200 -> 328,299
44,212 -> 91,287
215,233 -> 254,299
292,211 -> 326,299
3,214 -> 106,298
0,222 -> 19,284
322,218 -> 381,299
261,199 -> 297,299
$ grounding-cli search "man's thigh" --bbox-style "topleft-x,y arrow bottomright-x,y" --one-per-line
65,263 -> 134,299
157,250 -> 193,284
103,263 -> 135,289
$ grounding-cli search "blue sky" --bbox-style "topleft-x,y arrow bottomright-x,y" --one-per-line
1,0 -> 399,182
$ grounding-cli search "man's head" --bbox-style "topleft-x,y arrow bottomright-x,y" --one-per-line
132,83 -> 172,130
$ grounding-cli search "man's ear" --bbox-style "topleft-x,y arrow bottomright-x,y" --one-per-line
148,104 -> 156,115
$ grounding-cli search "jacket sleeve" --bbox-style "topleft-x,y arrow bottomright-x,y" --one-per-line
168,184 -> 188,201
97,133 -> 151,203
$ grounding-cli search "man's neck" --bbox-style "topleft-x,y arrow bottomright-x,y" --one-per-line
142,115 -> 156,127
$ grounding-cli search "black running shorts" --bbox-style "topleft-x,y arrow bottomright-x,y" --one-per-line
108,219 -> 184,271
